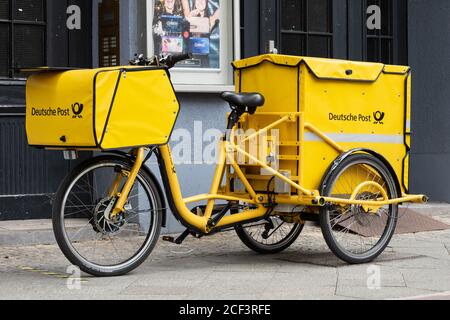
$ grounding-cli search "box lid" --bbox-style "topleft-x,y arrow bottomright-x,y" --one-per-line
232,54 -> 409,82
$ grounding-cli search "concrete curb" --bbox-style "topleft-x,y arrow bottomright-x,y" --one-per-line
0,229 -> 56,246
0,219 -> 174,246
0,220 -> 56,246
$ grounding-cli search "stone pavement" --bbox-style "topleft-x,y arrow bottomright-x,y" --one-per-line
0,204 -> 449,300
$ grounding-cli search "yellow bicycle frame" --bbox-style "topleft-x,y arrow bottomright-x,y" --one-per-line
110,113 -> 427,234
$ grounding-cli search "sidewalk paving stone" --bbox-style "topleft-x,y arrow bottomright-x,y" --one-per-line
337,265 -> 406,288
1,204 -> 450,300
400,268 -> 450,292
335,286 -> 439,300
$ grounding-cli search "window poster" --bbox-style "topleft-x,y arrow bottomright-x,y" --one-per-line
152,0 -> 221,69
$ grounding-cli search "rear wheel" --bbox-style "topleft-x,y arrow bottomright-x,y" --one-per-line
320,154 -> 399,264
235,217 -> 304,254
53,156 -> 163,277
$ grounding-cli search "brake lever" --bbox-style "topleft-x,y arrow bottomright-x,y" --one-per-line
129,54 -> 167,67
158,55 -> 169,66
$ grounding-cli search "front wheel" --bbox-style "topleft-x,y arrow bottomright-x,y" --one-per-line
320,154 -> 399,264
53,156 -> 163,277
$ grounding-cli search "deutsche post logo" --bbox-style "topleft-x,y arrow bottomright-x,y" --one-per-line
373,111 -> 385,125
72,103 -> 84,119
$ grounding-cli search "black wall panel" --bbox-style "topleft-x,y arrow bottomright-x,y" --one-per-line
408,0 -> 450,201
0,117 -> 91,220
0,0 -> 93,219
47,0 -> 92,68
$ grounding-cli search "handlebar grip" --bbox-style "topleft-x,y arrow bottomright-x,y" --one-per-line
166,53 -> 192,68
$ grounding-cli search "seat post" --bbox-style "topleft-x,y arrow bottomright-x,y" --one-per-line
227,107 -> 245,130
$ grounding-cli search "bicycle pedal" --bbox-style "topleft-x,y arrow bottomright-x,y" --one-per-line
162,236 -> 176,243
162,229 -> 191,245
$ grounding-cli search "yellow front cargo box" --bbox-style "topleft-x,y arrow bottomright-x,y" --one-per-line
26,66 -> 180,150
232,54 -> 411,193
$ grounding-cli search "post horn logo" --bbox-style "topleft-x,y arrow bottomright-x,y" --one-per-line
373,111 -> 385,125
72,103 -> 84,119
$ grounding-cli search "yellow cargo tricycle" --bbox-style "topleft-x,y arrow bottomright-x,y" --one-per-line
25,53 -> 428,276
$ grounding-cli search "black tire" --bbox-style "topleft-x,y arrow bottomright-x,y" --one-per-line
53,156 -> 163,277
320,153 -> 399,264
235,218 -> 304,254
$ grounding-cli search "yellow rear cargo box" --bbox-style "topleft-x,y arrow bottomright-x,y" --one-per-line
232,54 -> 411,193
26,66 -> 179,150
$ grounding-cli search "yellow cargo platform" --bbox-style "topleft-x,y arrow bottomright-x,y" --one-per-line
230,54 -> 411,194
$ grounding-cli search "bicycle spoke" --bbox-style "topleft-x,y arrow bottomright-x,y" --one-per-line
58,161 -> 160,269
239,215 -> 302,251
324,156 -> 398,258
107,234 -> 123,261
69,218 -> 94,242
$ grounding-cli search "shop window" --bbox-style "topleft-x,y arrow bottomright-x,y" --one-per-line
279,0 -> 332,58
146,0 -> 237,88
365,0 -> 394,64
0,0 -> 46,78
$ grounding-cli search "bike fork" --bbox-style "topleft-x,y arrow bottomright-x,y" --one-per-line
110,148 -> 146,217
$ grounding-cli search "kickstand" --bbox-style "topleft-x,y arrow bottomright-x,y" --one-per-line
162,229 -> 191,245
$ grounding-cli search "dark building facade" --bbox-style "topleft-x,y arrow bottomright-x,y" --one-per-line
0,0 -> 93,221
1,0 -> 449,223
